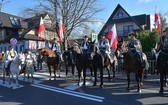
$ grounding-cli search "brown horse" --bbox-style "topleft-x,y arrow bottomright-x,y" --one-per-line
39,48 -> 60,80
122,51 -> 144,93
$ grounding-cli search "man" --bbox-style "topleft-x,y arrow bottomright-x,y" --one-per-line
97,34 -> 112,63
80,35 -> 90,54
5,46 -> 18,73
127,32 -> 145,68
50,38 -> 63,61
6,46 -> 17,61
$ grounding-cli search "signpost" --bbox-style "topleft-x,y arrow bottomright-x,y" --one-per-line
10,38 -> 18,45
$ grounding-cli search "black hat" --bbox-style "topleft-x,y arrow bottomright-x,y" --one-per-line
84,35 -> 89,38
128,32 -> 137,37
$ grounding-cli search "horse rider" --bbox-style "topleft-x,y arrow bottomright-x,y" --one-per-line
97,34 -> 113,63
25,50 -> 36,72
157,27 -> 168,93
49,38 -> 63,62
5,46 -> 18,72
127,31 -> 145,68
80,35 -> 90,55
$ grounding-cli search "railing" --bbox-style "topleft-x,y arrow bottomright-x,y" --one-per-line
116,59 -> 158,75
146,60 -> 158,75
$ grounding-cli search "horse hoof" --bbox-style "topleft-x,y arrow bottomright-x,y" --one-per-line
138,90 -> 141,93
99,85 -> 104,88
159,90 -> 163,94
93,83 -> 97,86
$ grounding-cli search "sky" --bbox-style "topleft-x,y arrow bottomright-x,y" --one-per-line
1,0 -> 168,33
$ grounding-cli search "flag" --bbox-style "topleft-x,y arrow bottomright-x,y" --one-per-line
38,17 -> 45,40
58,19 -> 65,42
107,24 -> 118,50
154,12 -> 161,33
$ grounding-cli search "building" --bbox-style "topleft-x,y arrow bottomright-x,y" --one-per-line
0,12 -> 57,53
98,4 -> 154,39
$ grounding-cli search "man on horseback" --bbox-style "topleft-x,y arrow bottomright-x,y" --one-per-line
50,38 -> 63,62
5,46 -> 18,74
157,27 -> 168,93
81,35 -> 90,55
127,32 -> 145,68
97,34 -> 113,64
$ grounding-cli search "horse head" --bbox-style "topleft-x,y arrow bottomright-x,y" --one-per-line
13,54 -> 22,65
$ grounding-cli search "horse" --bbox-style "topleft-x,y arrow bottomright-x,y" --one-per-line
3,54 -> 22,87
62,47 -> 76,81
39,48 -> 60,80
88,41 -> 117,88
122,51 -> 145,93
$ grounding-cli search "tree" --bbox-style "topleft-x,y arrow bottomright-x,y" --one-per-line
20,0 -> 103,50
0,0 -> 11,12
160,12 -> 168,32
137,30 -> 160,52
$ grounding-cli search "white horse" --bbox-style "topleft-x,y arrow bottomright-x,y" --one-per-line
3,54 -> 22,86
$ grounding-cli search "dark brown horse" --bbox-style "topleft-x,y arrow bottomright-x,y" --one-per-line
39,48 -> 60,80
62,48 -> 76,80
122,51 -> 144,93
88,41 -> 116,88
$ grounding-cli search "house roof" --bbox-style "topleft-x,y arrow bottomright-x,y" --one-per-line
98,4 -> 143,38
0,12 -> 27,29
2,13 -> 49,42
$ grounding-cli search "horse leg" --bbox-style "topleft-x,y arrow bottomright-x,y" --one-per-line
100,67 -> 104,88
90,66 -> 93,80
93,66 -> 97,86
16,74 -> 19,87
72,65 -> 75,80
77,68 -> 81,85
112,62 -> 116,81
83,68 -> 86,86
65,66 -> 68,81
135,73 -> 141,93
106,66 -> 111,81
127,73 -> 130,92
48,66 -> 52,80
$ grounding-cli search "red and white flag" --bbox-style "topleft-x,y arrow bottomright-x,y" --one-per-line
154,12 -> 161,33
107,24 -> 118,50
38,17 -> 45,40
58,19 -> 65,42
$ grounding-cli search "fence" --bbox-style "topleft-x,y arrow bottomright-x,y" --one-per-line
116,59 -> 158,75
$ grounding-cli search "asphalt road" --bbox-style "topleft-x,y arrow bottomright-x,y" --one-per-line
0,68 -> 168,105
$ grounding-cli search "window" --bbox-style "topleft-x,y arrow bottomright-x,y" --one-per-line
123,25 -> 134,36
10,17 -> 20,26
0,30 -> 4,36
116,11 -> 124,18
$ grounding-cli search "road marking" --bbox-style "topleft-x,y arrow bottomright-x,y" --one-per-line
64,82 -> 91,90
31,83 -> 105,102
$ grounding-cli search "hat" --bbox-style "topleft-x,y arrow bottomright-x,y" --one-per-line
84,35 -> 89,38
128,32 -> 137,37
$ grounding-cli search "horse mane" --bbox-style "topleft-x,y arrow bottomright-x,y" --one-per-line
40,48 -> 56,57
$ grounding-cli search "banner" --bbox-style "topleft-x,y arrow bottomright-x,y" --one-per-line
29,40 -> 37,49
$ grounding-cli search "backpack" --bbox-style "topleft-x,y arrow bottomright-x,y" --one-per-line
0,54 -> 2,60
162,35 -> 168,51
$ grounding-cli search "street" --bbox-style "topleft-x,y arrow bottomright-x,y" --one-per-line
0,67 -> 168,105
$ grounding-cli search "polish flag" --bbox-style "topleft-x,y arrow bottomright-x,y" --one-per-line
107,24 -> 118,50
58,19 -> 65,42
154,12 -> 161,33
38,17 -> 45,40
